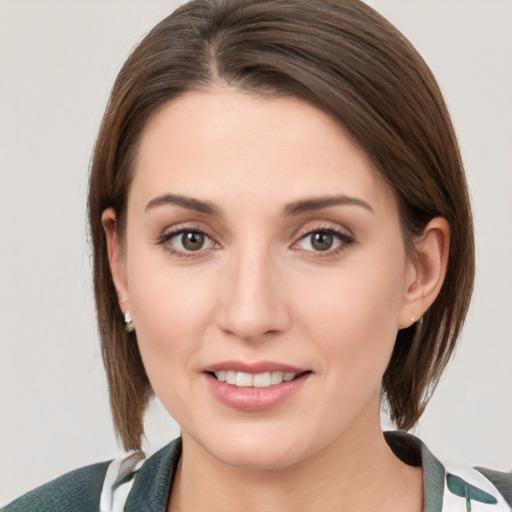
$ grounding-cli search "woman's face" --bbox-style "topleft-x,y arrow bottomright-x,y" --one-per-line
111,89 -> 419,469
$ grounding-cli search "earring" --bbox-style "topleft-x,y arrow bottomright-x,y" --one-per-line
410,314 -> 416,324
124,311 -> 135,333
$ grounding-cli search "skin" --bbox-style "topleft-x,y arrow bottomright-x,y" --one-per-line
103,89 -> 449,512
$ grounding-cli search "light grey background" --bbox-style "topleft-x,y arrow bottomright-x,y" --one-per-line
1,0 -> 511,505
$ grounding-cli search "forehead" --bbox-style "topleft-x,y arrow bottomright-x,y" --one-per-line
130,89 -> 396,216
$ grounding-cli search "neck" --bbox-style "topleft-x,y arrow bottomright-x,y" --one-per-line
168,403 -> 423,512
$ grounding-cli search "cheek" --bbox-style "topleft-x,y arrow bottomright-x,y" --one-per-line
127,255 -> 216,367
126,260 -> 220,421
292,253 -> 406,379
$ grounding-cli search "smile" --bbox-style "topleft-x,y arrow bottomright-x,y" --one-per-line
204,362 -> 311,411
213,370 -> 297,388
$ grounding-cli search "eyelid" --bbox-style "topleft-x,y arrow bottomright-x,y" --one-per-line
293,220 -> 354,241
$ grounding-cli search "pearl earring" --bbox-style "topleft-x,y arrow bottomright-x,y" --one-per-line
124,311 -> 135,333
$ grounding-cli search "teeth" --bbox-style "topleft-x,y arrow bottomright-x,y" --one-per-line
253,372 -> 271,388
235,371 -> 253,387
213,370 -> 297,387
271,371 -> 284,385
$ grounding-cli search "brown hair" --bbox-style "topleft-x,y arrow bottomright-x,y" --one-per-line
88,0 -> 474,452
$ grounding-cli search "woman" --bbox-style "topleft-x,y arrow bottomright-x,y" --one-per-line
4,0 -> 510,511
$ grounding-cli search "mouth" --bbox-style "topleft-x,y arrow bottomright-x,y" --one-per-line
208,370 -> 310,388
203,361 -> 312,411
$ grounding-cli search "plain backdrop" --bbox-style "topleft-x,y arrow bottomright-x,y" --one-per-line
1,0 -> 511,505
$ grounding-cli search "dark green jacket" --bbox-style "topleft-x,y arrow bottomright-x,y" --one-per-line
3,433 -> 511,511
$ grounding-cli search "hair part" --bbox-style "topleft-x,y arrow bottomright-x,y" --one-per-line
88,0 -> 474,451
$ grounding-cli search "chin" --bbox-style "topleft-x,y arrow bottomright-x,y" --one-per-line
190,424 -> 312,470
214,443 -> 304,471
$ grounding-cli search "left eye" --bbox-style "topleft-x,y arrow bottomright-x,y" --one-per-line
296,230 -> 346,252
167,230 -> 215,252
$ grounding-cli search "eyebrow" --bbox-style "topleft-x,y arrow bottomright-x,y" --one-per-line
145,193 -> 221,215
145,192 -> 374,217
283,195 -> 374,216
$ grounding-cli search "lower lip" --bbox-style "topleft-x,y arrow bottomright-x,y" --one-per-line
204,373 -> 310,412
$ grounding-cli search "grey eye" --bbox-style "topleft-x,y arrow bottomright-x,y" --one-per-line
296,229 -> 349,253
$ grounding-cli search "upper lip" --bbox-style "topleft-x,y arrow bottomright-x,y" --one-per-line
204,360 -> 309,374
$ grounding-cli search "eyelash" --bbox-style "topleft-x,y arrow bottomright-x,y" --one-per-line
293,226 -> 355,258
156,224 -> 215,260
156,225 -> 355,259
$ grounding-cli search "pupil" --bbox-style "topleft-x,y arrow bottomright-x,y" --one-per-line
312,232 -> 332,251
182,231 -> 204,250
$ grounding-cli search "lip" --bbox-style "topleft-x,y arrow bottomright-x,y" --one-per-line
203,360 -> 311,412
204,360 -> 307,374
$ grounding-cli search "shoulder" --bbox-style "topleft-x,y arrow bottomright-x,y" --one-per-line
451,465 -> 512,510
2,460 -> 111,512
474,466 -> 512,505
385,431 -> 512,511
2,438 -> 182,512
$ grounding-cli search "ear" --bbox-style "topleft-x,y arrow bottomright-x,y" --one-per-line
101,208 -> 131,314
398,217 -> 450,329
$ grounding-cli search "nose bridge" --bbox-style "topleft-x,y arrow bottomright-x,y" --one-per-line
216,237 -> 288,340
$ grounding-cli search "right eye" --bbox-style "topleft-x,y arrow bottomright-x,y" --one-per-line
159,229 -> 216,257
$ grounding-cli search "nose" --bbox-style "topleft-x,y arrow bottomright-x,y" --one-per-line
215,244 -> 291,342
